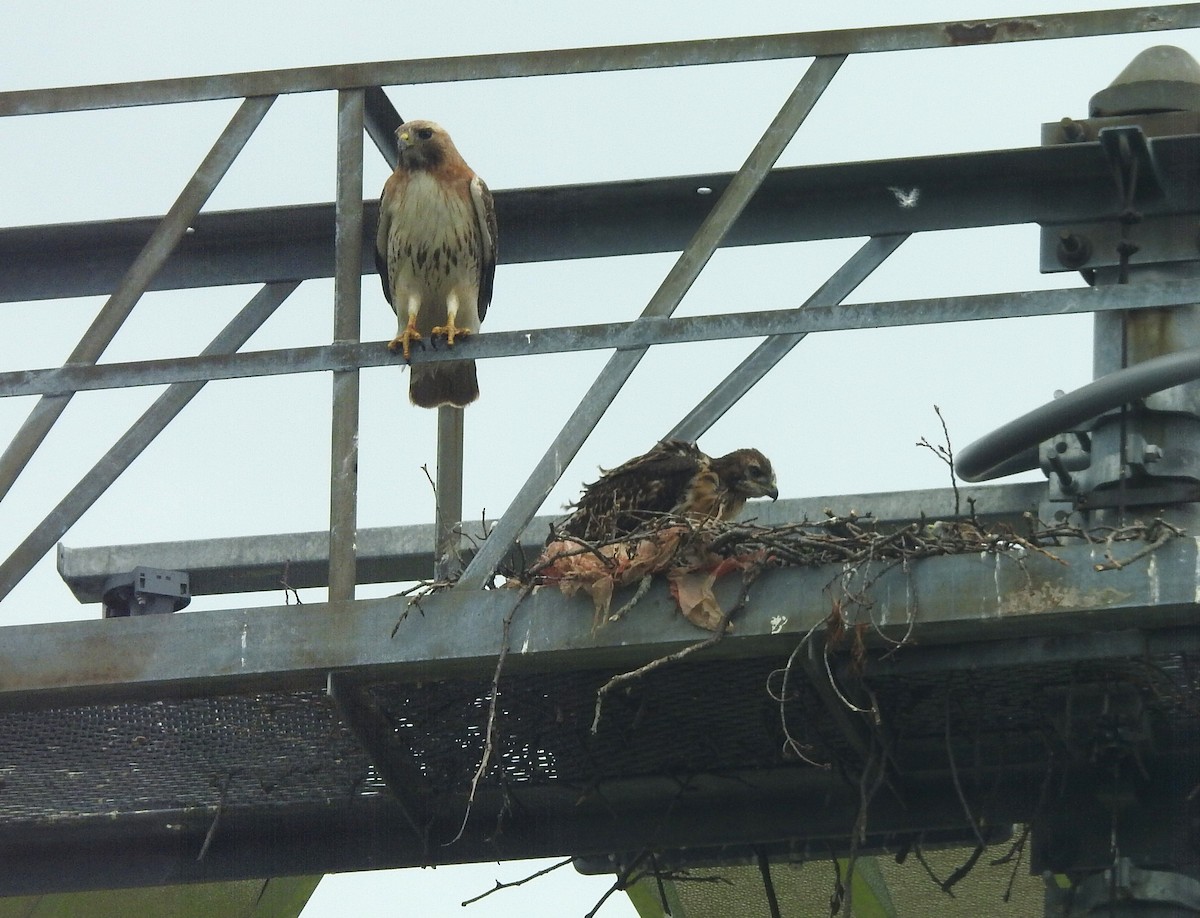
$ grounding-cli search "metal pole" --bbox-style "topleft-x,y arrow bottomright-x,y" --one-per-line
435,407 -> 465,580
0,282 -> 297,604
0,95 -> 274,505
668,233 -> 908,442
328,89 -> 365,603
456,54 -> 846,590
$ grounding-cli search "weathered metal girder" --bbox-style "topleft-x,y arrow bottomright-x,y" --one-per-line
20,524 -> 1200,703
56,482 -> 1045,601
2,7 -> 1194,117
1,524 -> 1198,894
3,133 -> 1199,304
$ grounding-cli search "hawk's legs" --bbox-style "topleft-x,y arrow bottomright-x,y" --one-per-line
431,290 -> 471,347
387,296 -> 422,360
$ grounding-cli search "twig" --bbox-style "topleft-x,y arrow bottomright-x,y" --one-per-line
916,404 -> 961,516
1094,526 -> 1179,571
197,771 -> 233,862
829,854 -> 845,917
941,843 -> 985,895
823,640 -> 876,718
842,733 -> 887,915
756,847 -> 783,918
991,823 -> 1031,903
590,568 -> 760,734
460,857 -> 574,907
584,853 -> 649,918
945,693 -> 988,851
280,560 -> 302,605
912,843 -> 953,897
445,585 -> 532,845
583,879 -> 622,918
769,618 -> 831,768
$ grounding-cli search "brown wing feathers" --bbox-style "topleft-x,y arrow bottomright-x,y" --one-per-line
557,440 -> 778,542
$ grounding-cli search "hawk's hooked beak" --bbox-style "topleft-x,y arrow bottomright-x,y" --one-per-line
766,483 -> 779,501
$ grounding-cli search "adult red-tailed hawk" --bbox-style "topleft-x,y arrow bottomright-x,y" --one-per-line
375,119 -> 497,408
556,440 -> 779,542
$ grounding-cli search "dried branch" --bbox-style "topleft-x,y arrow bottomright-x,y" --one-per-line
769,617 -> 831,768
1094,522 -> 1182,571
945,693 -> 988,851
584,853 -> 649,918
941,843 -> 986,895
840,733 -> 888,915
445,584 -> 532,846
197,771 -> 234,862
916,404 -> 961,515
912,843 -> 953,897
590,567 -> 761,734
460,857 -> 574,907
991,823 -> 1032,903
755,847 -> 783,918
280,560 -> 302,606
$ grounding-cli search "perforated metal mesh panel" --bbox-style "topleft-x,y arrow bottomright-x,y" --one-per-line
0,691 -> 376,824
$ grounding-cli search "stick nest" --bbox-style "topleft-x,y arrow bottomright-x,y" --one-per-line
516,510 -> 1183,632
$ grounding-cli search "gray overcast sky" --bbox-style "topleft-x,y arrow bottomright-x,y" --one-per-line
1,1 -> 1196,915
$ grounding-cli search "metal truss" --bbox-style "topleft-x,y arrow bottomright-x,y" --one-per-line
2,6 -> 1200,900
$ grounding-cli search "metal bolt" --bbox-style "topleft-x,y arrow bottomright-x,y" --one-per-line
1060,117 -> 1087,142
1143,443 -> 1163,463
1056,231 -> 1093,269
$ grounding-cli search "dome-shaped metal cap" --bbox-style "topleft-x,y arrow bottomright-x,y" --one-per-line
1089,45 -> 1200,116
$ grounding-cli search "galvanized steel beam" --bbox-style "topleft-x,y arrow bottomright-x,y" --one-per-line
55,482 -> 1047,602
0,96 -> 275,505
4,279 -> 1198,400
0,283 -> 297,604
6,134 -> 1200,303
328,89 -> 365,603
455,56 -> 846,590
1,7 -> 1195,116
363,86 -> 402,169
9,529 -> 1199,705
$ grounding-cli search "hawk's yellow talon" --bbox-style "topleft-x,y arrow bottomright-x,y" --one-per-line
387,324 -> 422,361
431,323 -> 471,348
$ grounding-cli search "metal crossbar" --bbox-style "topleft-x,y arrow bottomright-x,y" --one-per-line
1,7 -> 1195,116
0,8 -> 1196,607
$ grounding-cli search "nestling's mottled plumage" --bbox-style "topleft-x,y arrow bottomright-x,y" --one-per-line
375,119 -> 497,408
556,440 -> 779,542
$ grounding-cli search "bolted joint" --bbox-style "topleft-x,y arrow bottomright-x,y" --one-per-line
1059,116 -> 1089,143
1056,231 -> 1093,269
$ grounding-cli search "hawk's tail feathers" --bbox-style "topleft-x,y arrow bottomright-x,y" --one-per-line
409,361 -> 479,409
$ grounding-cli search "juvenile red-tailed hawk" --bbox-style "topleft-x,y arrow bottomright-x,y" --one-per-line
556,440 -> 779,542
375,119 -> 497,408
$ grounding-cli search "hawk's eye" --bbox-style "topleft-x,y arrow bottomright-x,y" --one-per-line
416,127 -> 434,140
747,463 -> 761,476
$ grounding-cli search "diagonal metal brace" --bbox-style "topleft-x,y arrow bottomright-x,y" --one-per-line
0,95 -> 275,506
455,54 -> 846,590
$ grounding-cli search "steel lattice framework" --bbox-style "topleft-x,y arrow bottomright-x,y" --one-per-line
0,7 -> 1199,910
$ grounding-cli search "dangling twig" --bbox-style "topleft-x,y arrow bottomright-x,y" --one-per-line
445,583 -> 533,845
460,857 -> 574,907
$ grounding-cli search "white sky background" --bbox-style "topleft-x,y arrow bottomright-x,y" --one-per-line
0,1 -> 1197,915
